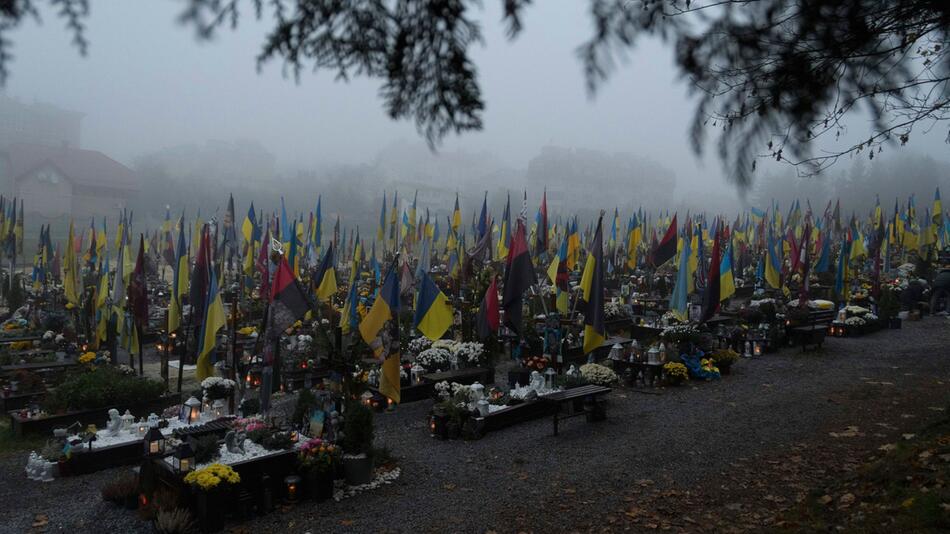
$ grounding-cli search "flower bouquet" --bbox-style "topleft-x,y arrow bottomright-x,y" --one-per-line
298,438 -> 340,501
201,377 -> 236,401
184,463 -> 241,532
522,355 -> 549,371
710,348 -> 740,375
579,363 -> 618,386
416,347 -> 451,373
663,362 -> 688,386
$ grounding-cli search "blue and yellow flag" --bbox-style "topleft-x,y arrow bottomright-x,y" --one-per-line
196,268 -> 226,381
168,219 -> 189,333
719,238 -> 736,301
413,270 -> 453,341
360,262 -> 401,402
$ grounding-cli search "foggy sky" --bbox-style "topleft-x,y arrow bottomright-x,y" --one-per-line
4,1 -> 948,201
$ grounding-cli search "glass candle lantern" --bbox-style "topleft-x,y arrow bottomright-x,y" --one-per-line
212,399 -> 226,418
144,427 -> 165,456
180,396 -> 202,424
136,418 -> 148,438
284,475 -> 301,503
753,340 -> 763,356
173,442 -> 194,473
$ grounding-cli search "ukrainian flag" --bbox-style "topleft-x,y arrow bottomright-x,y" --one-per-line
168,221 -> 189,333
765,230 -> 782,289
196,268 -> 226,381
719,239 -> 736,301
669,227 -> 691,322
360,263 -> 401,403
413,271 -> 453,341
314,241 -> 337,301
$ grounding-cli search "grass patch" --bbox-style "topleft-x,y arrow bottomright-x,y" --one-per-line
780,415 -> 950,532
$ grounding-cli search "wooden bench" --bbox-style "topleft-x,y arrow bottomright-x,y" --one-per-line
787,309 -> 835,351
539,384 -> 612,436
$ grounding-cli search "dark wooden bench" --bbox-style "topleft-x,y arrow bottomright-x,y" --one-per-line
787,309 -> 835,351
539,384 -> 612,436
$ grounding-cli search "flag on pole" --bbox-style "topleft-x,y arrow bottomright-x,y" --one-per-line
580,215 -> 606,354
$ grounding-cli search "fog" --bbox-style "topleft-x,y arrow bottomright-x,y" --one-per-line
3,0 -> 949,228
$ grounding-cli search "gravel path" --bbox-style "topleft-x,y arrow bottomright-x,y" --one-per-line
2,318 -> 949,533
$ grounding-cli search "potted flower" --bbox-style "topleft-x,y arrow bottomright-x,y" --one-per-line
415,347 -> 451,373
710,348 -> 739,375
578,363 -> 618,386
341,400 -> 374,486
663,362 -> 688,386
184,463 -> 240,533
298,438 -> 340,501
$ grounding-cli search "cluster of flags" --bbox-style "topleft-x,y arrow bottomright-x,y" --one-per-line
19,184 -> 949,406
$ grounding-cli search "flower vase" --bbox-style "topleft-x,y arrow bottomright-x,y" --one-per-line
666,375 -> 684,387
196,491 -> 225,533
342,454 -> 374,486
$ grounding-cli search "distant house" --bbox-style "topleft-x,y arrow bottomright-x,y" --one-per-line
0,143 -> 139,220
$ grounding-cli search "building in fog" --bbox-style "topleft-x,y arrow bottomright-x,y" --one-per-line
0,96 -> 138,222
1,143 -> 139,221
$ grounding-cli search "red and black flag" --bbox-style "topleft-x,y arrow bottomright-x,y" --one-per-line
535,189 -> 548,256
477,276 -> 500,340
652,214 -> 678,267
269,256 -> 311,335
700,221 -> 721,323
502,219 -> 536,334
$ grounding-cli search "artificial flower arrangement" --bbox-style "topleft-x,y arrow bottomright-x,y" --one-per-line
844,316 -> 867,326
10,340 -> 33,351
428,340 -> 486,368
660,324 -> 701,345
201,377 -> 237,400
236,326 -> 257,336
184,463 -> 240,491
605,301 -> 630,320
579,363 -> 618,386
663,361 -> 688,381
415,347 -> 451,373
522,355 -> 549,371
700,358 -> 720,375
434,381 -> 472,403
297,438 -> 340,474
406,337 -> 432,358
844,305 -> 871,317
78,352 -> 96,365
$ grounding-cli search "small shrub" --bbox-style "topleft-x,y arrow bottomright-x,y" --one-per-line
191,435 -> 221,464
101,473 -> 139,505
342,400 -> 374,455
155,508 -> 198,534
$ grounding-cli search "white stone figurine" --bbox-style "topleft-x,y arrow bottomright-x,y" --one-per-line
224,430 -> 246,454
106,408 -> 122,436
469,382 -> 485,403
529,371 -> 544,392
